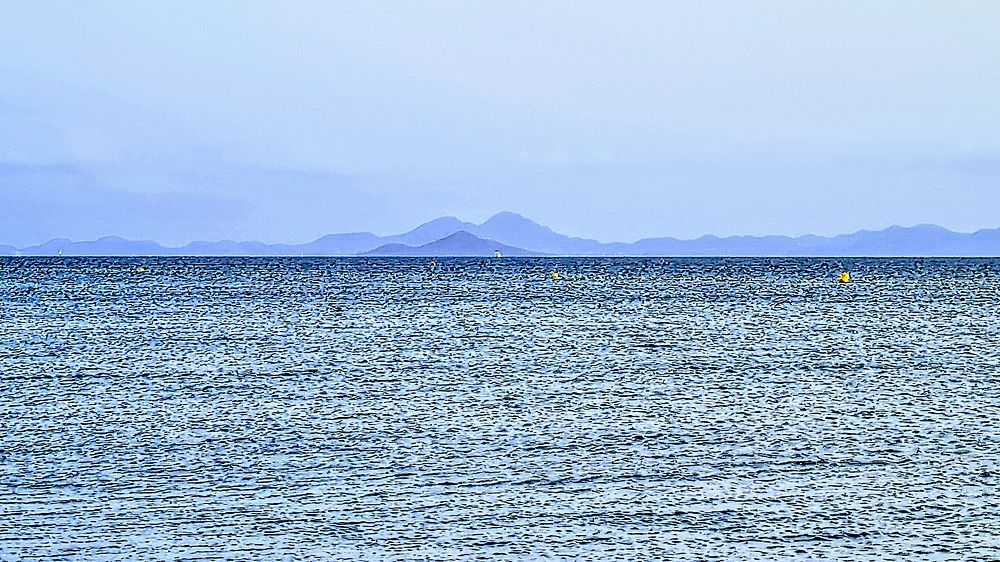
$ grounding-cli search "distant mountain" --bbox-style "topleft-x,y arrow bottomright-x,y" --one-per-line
627,224 -> 1000,257
7,212 -> 1000,256
0,244 -> 16,256
179,233 -> 385,256
294,232 -> 382,256
16,233 -> 383,256
20,236 -> 170,256
421,213 -> 1000,256
361,231 -> 543,256
472,211 -> 615,254
384,216 -> 478,247
817,224 -> 999,256
179,240 -> 295,256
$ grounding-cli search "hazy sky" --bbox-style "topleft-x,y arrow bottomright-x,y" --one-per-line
2,1 -> 999,246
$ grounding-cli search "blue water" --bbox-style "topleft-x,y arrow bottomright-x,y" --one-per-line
2,257 -> 998,560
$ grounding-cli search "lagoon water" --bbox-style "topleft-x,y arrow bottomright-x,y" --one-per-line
1,257 -> 999,560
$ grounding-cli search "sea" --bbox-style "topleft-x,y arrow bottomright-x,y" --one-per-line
1,257 -> 998,560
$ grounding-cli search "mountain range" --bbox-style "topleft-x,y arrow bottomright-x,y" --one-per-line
3,212 -> 999,256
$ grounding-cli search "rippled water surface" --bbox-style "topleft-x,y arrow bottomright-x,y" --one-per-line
2,257 -> 999,560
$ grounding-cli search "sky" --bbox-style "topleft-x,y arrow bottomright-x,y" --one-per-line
2,1 -> 999,246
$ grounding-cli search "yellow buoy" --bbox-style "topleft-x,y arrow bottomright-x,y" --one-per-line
552,272 -> 560,280
838,272 -> 851,283
137,267 -> 148,274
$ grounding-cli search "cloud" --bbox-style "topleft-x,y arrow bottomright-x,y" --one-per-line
0,161 -> 453,246
2,3 -> 999,243
0,162 -> 249,246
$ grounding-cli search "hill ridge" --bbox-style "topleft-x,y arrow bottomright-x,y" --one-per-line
5,214 -> 1000,256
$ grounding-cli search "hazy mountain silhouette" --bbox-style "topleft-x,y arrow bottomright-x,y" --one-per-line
179,240 -> 296,256
384,216 -> 478,247
472,211 -> 615,254
627,225 -> 1000,256
361,231 -> 543,256
0,244 -> 16,256
293,232 -> 382,256
20,237 -> 170,256
6,212 -> 1000,256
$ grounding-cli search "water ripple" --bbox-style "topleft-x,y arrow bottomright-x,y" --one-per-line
1,257 -> 998,560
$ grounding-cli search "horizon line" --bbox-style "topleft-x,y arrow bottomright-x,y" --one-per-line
5,216 -> 998,251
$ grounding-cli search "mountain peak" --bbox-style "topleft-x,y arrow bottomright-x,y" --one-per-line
912,223 -> 951,232
441,230 -> 478,240
422,216 -> 465,226
390,216 -> 476,246
480,211 -> 539,227
484,210 -> 526,221
480,211 -> 552,231
361,230 -> 542,256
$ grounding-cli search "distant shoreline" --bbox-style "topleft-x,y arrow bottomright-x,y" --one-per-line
4,212 -> 999,257
4,255 -> 999,260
